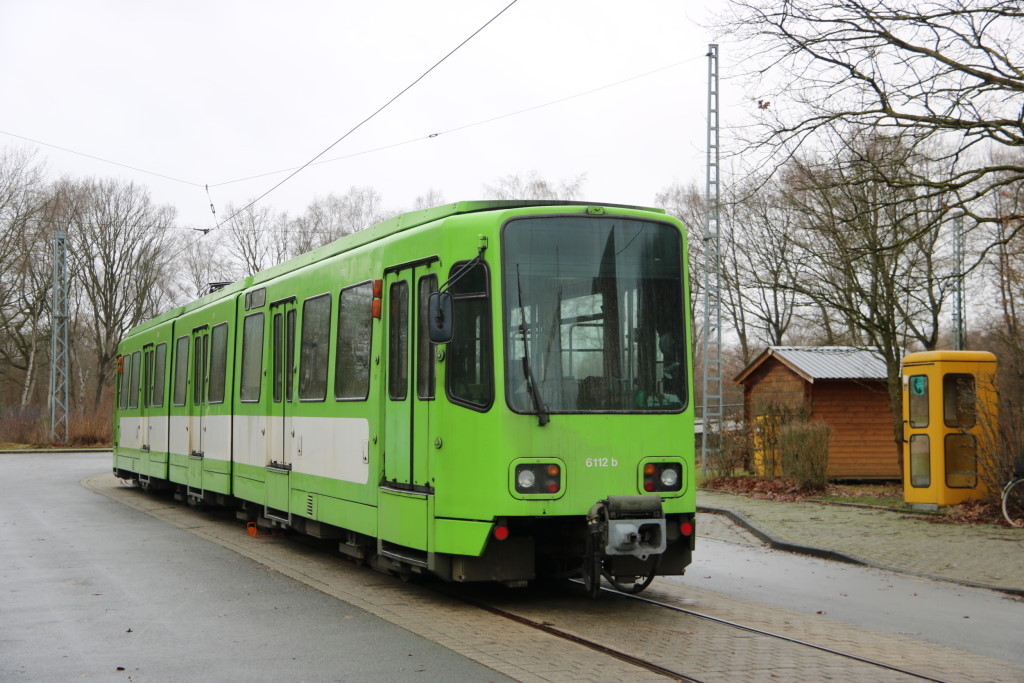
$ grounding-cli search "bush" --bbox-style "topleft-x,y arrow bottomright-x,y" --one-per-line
69,409 -> 112,447
0,409 -> 49,446
779,421 -> 832,489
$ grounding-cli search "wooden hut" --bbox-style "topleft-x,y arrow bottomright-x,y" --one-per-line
733,346 -> 900,480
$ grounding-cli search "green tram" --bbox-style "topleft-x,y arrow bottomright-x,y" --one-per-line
113,200 -> 695,595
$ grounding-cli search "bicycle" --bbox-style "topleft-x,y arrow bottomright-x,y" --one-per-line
1001,456 -> 1024,528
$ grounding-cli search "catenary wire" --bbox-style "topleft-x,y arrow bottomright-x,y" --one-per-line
207,0 -> 520,232
206,55 -> 705,189
0,128 -> 204,188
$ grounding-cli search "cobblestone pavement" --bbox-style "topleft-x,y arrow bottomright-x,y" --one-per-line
697,490 -> 1024,594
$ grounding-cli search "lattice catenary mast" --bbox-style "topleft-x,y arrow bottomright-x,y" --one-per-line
701,44 -> 722,474
50,230 -> 70,443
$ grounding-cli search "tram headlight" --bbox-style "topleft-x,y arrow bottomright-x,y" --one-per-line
516,468 -> 537,490
514,462 -> 561,495
660,467 -> 679,488
642,462 -> 683,493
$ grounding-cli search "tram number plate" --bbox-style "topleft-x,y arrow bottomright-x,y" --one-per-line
585,458 -> 618,468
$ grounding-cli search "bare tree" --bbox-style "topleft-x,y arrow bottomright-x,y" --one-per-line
0,148 -> 49,409
483,171 -> 586,200
719,0 -> 1024,230
779,135 -> 958,459
411,188 -> 446,210
52,178 -> 178,409
287,186 -> 390,257
222,201 -> 289,276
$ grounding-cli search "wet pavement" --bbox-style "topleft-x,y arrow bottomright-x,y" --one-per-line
697,489 -> 1024,594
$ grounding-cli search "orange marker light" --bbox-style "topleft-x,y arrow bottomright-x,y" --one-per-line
644,463 -> 656,476
546,464 -> 560,477
372,278 -> 383,298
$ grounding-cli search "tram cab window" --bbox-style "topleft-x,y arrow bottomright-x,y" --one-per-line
446,261 -> 493,410
502,216 -> 686,414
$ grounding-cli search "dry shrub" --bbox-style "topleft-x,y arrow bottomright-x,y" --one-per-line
751,400 -> 805,478
780,421 -> 832,490
0,409 -> 49,445
69,409 -> 112,447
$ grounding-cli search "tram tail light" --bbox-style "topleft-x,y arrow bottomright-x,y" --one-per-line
515,463 -> 561,495
493,523 -> 510,541
680,520 -> 694,537
643,462 -> 682,493
372,278 -> 383,319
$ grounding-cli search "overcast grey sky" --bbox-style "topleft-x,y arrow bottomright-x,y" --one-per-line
1,0 -> 739,229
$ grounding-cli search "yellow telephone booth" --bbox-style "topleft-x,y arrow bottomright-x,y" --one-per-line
902,351 -> 997,509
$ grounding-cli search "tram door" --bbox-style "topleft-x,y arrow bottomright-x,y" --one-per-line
383,263 -> 439,490
267,298 -> 297,516
140,343 -> 154,453
187,326 -> 209,492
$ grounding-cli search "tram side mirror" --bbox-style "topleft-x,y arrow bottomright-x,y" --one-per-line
428,291 -> 454,344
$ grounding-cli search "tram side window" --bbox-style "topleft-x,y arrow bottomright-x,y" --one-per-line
942,373 -> 976,429
447,261 -> 492,410
299,294 -> 331,401
128,350 -> 141,409
240,313 -> 264,402
153,343 -> 166,408
209,323 -> 228,404
336,282 -> 372,400
118,354 -> 131,410
417,275 -> 438,400
143,348 -> 153,408
388,282 -> 409,401
173,336 -> 189,406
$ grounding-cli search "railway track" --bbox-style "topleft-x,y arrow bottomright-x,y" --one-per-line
449,580 -> 955,683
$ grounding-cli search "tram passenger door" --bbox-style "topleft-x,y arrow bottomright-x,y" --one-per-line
187,327 -> 209,493
267,299 -> 297,517
140,344 -> 153,453
383,264 -> 438,491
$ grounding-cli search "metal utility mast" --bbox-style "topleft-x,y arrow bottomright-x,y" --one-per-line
50,230 -> 70,443
701,44 -> 722,474
952,211 -> 966,350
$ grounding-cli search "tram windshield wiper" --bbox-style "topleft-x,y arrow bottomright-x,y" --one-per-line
516,264 -> 550,426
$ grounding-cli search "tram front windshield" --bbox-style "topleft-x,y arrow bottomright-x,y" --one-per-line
502,215 -> 686,414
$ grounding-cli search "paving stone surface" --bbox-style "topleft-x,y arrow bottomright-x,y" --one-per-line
697,490 -> 1024,593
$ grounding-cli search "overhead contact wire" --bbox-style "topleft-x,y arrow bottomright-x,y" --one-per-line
210,0 -> 520,230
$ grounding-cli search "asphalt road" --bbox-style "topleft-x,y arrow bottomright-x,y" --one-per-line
0,451 -> 509,682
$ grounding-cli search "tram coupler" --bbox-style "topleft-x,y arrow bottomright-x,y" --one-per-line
587,495 -> 666,561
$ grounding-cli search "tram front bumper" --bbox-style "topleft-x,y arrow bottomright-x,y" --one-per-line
588,494 -> 666,561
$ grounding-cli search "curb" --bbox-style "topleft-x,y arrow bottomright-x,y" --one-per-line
698,504 -> 1024,598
